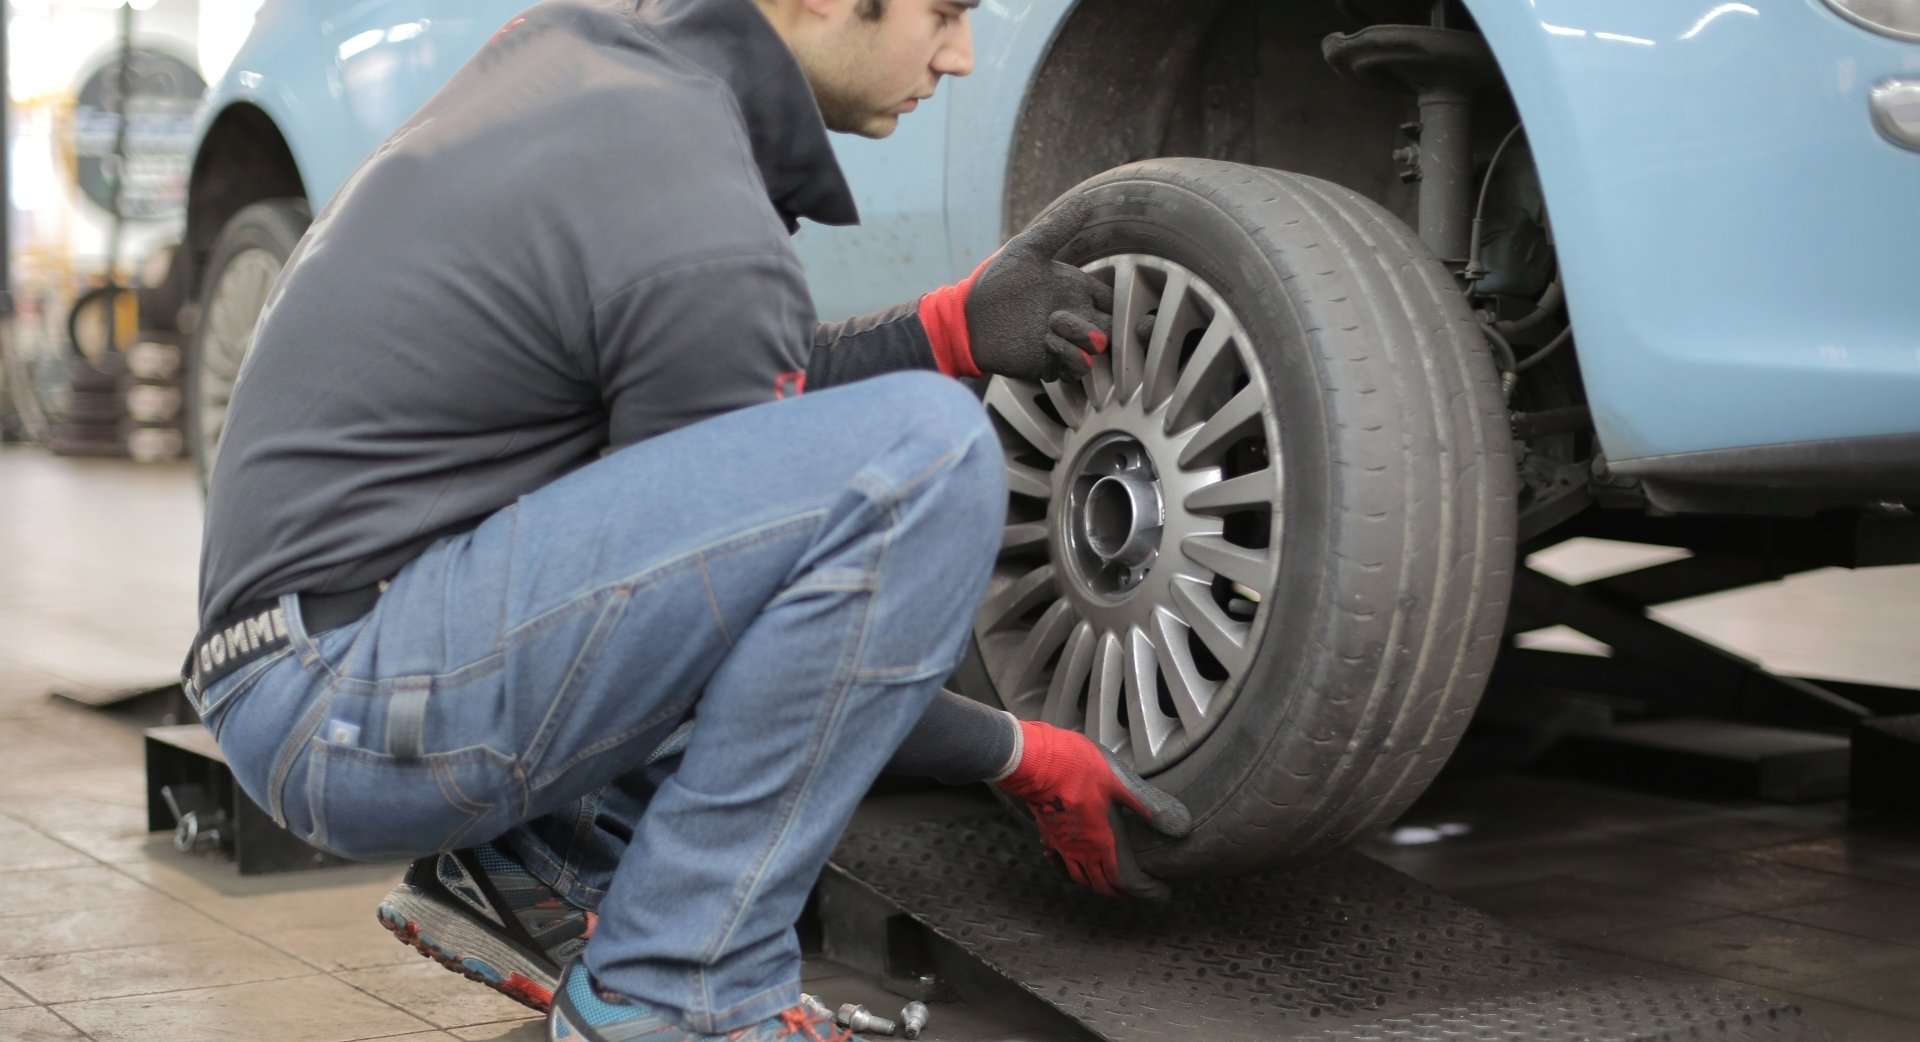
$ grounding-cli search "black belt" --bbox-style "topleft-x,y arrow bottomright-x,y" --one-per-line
182,585 -> 384,697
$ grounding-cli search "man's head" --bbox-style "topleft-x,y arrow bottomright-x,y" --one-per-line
757,0 -> 977,139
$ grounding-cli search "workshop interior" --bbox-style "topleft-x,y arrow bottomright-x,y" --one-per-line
2,0 -> 1919,1040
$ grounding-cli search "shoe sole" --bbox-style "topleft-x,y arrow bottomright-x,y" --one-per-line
377,886 -> 558,1013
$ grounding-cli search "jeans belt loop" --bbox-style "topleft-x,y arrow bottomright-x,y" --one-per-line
385,684 -> 432,760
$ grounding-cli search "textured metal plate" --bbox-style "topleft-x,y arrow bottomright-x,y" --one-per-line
828,815 -> 1830,1042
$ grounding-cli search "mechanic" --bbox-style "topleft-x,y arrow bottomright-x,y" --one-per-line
182,0 -> 1189,1040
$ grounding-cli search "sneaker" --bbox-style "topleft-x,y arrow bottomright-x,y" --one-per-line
377,843 -> 597,1012
549,961 -> 855,1042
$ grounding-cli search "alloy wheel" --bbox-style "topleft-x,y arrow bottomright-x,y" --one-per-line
975,255 -> 1284,774
194,246 -> 283,472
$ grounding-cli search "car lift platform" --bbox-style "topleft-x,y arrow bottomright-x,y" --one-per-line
819,814 -> 1829,1042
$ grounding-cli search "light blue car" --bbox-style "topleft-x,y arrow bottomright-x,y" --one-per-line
179,0 -> 1920,874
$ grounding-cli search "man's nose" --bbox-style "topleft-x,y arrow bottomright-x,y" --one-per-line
934,20 -> 975,78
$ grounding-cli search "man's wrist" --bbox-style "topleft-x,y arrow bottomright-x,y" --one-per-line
916,280 -> 981,379
988,710 -> 1024,784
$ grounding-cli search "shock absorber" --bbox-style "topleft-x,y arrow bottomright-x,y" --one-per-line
1321,3 -> 1500,269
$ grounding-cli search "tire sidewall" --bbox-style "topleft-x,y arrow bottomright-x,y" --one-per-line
187,199 -> 310,488
1050,171 -> 1349,865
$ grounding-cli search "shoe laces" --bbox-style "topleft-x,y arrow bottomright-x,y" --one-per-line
776,1006 -> 851,1042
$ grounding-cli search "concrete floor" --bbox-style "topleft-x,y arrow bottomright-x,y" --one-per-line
3,444 -> 1920,1041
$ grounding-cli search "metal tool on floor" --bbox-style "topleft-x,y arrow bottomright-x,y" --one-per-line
145,723 -> 348,874
899,1001 -> 928,1040
835,1004 -> 898,1036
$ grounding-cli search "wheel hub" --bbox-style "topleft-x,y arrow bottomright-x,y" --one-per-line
1069,435 -> 1164,593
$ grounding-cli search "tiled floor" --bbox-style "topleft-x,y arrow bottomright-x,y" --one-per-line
3,444 -> 1920,1041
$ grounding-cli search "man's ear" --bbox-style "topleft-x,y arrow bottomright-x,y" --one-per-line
752,0 -> 815,40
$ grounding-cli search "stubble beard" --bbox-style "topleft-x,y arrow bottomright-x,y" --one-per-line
799,23 -> 901,139
816,93 -> 891,138
810,75 -> 899,139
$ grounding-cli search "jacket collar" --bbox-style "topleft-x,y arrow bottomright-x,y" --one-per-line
635,0 -> 861,230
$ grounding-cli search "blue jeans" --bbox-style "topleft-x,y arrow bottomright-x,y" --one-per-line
194,372 -> 1004,1031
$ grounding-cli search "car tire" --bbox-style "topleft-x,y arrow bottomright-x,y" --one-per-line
188,198 -> 310,487
959,159 -> 1516,875
137,244 -> 192,333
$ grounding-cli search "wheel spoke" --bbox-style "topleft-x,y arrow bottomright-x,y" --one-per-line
1040,620 -> 1097,728
1084,351 -> 1115,411
1089,631 -> 1128,754
986,379 -> 1067,460
1177,383 -> 1264,468
1184,469 -> 1279,514
1149,608 -> 1215,733
1114,263 -> 1163,406
996,598 -> 1079,711
1004,461 -> 1052,500
1170,578 -> 1252,676
1000,521 -> 1050,553
976,563 -> 1056,635
1161,319 -> 1236,434
1181,534 -> 1274,592
1042,378 -> 1088,430
1124,626 -> 1172,765
1139,268 -> 1194,411
1110,258 -> 1146,379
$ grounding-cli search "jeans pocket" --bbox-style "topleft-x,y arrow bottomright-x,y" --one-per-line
198,649 -> 293,741
305,740 -> 519,861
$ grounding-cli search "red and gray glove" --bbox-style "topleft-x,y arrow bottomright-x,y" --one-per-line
918,197 -> 1114,383
995,719 -> 1192,899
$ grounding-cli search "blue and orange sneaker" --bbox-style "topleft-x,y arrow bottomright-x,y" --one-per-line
376,843 -> 596,1012
548,962 -> 855,1042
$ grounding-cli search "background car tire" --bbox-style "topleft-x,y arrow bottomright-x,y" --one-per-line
187,198 -> 310,487
959,159 -> 1517,875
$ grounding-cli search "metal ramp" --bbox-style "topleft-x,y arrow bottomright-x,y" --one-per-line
821,814 -> 1830,1042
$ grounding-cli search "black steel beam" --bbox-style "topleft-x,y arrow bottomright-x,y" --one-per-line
1545,509 -> 1920,567
1508,567 -> 1869,727
1588,553 -> 1825,607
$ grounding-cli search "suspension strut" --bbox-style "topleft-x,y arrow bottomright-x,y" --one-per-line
1321,3 -> 1500,269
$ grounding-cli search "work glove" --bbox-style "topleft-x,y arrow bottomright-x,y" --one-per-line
918,196 -> 1114,383
995,719 -> 1192,899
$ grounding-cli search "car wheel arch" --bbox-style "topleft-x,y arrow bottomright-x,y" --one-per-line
1004,2 -> 1597,334
184,104 -> 309,319
1007,0 -> 1436,235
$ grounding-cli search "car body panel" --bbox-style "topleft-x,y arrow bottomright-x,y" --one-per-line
791,91 -> 960,319
191,0 -> 1920,471
198,0 -> 346,199
196,0 -> 957,320
1462,0 -> 1920,462
940,0 -> 1072,273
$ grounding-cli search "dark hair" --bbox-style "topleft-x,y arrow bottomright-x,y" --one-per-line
856,0 -> 886,19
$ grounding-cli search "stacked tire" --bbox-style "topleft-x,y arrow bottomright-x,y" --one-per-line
44,248 -> 191,461
43,347 -> 130,457
123,331 -> 187,461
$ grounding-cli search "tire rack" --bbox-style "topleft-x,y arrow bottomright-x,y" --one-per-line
41,278 -> 191,461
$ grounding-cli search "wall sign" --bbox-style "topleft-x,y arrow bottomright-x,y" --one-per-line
71,48 -> 206,220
